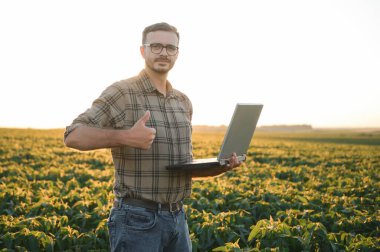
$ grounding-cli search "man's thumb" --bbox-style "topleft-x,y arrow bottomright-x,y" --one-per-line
138,110 -> 151,125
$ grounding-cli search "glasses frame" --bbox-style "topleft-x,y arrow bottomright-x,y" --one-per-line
143,43 -> 179,56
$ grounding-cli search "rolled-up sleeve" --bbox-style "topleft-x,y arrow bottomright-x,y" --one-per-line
64,84 -> 127,140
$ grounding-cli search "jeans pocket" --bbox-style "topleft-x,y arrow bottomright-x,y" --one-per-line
125,207 -> 157,231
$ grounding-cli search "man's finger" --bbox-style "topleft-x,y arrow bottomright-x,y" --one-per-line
151,127 -> 156,135
138,110 -> 151,125
226,152 -> 239,168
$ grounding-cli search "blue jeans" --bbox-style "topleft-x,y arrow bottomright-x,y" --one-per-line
107,202 -> 192,252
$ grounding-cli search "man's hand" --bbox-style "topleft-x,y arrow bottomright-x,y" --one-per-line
126,111 -> 156,149
225,152 -> 241,170
191,152 -> 242,178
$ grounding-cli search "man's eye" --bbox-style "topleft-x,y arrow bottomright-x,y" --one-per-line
166,45 -> 177,51
151,44 -> 163,50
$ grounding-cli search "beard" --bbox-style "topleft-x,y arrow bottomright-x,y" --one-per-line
146,57 -> 174,74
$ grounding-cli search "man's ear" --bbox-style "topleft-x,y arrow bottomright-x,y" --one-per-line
140,46 -> 145,58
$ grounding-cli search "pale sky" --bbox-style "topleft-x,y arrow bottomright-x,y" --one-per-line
1,0 -> 379,129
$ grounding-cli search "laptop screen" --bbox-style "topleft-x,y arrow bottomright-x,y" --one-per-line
217,103 -> 263,161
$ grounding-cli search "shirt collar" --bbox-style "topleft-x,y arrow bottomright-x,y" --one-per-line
139,70 -> 176,98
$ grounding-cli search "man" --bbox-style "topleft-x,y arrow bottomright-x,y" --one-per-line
64,22 -> 240,252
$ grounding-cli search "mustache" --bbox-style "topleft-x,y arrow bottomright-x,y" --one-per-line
155,57 -> 171,63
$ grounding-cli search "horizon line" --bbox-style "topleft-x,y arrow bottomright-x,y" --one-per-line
1,124 -> 380,131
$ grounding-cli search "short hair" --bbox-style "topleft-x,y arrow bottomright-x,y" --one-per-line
142,22 -> 180,44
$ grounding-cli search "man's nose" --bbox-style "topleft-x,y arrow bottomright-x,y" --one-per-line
160,47 -> 169,56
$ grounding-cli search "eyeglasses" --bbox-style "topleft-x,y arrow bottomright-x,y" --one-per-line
143,43 -> 179,56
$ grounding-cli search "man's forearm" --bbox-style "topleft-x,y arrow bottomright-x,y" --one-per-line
64,126 -> 125,151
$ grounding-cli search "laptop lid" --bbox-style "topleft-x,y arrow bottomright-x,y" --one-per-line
217,103 -> 263,164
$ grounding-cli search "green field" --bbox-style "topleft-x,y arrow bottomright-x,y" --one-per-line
0,128 -> 379,251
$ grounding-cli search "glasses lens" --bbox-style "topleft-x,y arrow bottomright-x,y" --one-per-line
166,45 -> 178,56
150,44 -> 163,54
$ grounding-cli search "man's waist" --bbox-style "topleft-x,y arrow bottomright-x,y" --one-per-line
114,197 -> 183,213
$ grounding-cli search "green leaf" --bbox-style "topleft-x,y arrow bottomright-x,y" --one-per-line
296,195 -> 309,204
248,225 -> 261,241
212,246 -> 228,252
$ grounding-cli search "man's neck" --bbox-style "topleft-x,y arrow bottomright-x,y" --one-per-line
145,68 -> 168,96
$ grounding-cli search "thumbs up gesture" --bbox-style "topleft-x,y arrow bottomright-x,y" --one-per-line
126,111 -> 156,149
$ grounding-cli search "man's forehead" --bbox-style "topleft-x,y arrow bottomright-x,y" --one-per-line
146,31 -> 178,44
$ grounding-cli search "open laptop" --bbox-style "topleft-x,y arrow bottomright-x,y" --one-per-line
166,103 -> 263,171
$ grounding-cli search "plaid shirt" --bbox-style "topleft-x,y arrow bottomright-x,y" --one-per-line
64,70 -> 193,203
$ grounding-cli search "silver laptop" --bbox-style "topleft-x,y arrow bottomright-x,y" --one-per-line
166,103 -> 263,171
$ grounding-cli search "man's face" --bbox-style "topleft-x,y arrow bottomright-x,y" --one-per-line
141,31 -> 179,74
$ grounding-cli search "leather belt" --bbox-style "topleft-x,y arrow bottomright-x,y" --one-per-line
114,197 -> 183,213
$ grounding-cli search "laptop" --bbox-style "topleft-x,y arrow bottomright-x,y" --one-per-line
166,103 -> 263,171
